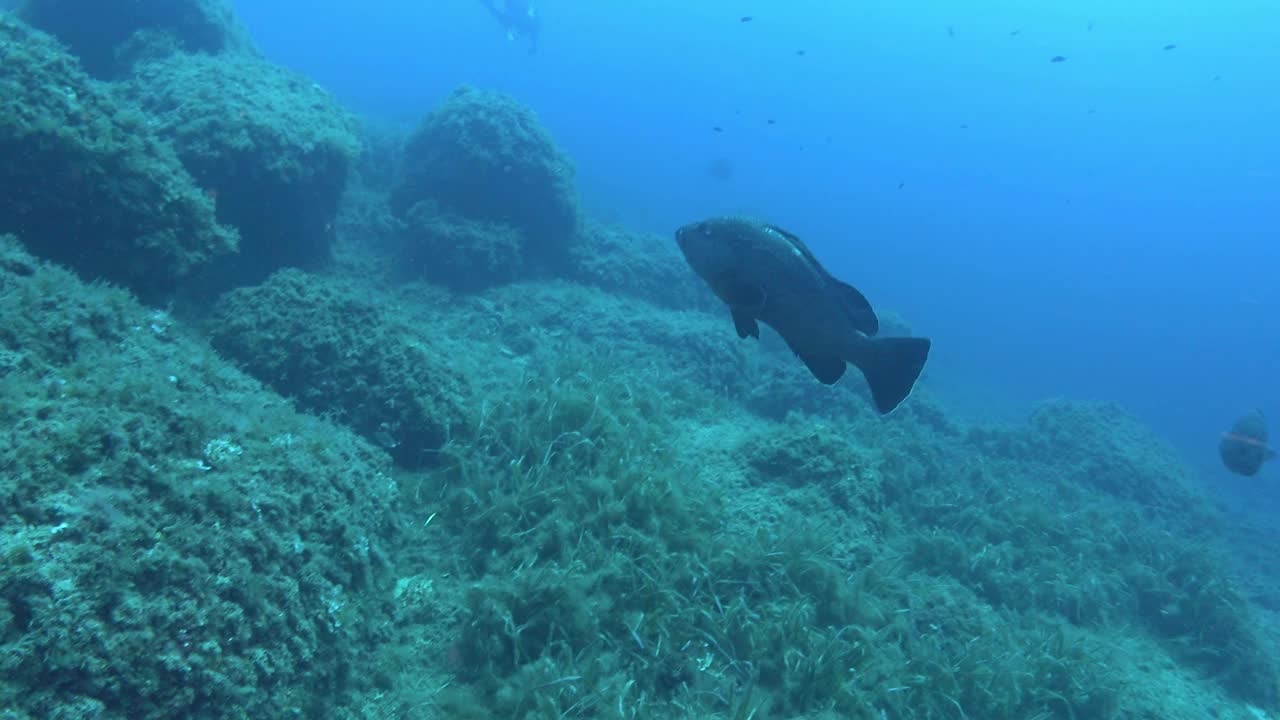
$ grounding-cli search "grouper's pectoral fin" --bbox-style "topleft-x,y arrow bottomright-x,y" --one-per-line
730,308 -> 759,339
715,272 -> 765,339
796,351 -> 847,384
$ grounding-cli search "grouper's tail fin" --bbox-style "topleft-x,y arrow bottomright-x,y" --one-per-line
852,337 -> 931,414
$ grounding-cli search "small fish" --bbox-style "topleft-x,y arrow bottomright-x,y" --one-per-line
897,181 -> 904,190
959,124 -> 969,129
946,25 -> 955,38
712,126 -> 724,133
1087,19 -> 1095,31
675,217 -> 931,414
1010,30 -> 1021,36
740,16 -> 753,23
766,119 -> 776,125
1163,44 -> 1177,51
796,49 -> 807,56
1050,55 -> 1067,63
1220,410 -> 1276,476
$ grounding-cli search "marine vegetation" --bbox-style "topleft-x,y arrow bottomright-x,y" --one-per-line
0,14 -> 237,299
0,236 -> 399,718
17,0 -> 253,79
1,6 -> 358,299
0,3 -> 1276,719
120,53 -> 360,290
390,85 -> 580,286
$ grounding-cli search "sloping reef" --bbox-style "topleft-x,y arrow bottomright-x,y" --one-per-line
1,3 -> 1278,719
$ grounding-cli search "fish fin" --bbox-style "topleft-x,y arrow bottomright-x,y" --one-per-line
851,337 -> 931,414
765,224 -> 825,270
731,308 -> 759,339
765,224 -> 803,245
833,280 -> 879,335
762,224 -> 878,336
796,352 -> 846,385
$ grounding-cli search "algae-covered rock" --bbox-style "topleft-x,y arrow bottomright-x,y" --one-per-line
207,269 -> 470,468
390,86 -> 579,275
566,220 -> 711,311
120,54 -> 360,291
478,281 -> 752,404
400,201 -> 525,291
0,235 -> 398,719
18,0 -> 254,79
0,15 -> 238,299
1023,399 -> 1207,513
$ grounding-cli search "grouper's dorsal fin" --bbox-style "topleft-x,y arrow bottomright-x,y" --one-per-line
764,223 -> 880,336
765,224 -> 824,271
834,280 -> 879,336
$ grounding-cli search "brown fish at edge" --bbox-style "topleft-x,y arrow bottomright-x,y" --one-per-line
1220,410 -> 1277,476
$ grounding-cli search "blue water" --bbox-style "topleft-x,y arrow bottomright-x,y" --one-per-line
233,0 -> 1279,488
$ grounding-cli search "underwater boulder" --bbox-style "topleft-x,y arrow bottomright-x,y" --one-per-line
566,220 -> 712,311
17,0 -> 254,79
0,15 -> 238,300
0,235 -> 399,717
119,53 -> 360,294
390,86 -> 579,272
1021,399 -> 1208,517
400,201 -> 526,291
207,269 -> 470,469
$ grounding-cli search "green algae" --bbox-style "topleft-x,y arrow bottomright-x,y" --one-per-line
0,14 -> 238,299
18,0 -> 254,80
206,269 -> 469,469
0,9 -> 1275,717
120,52 -> 360,291
390,85 -> 580,284
0,236 -> 399,718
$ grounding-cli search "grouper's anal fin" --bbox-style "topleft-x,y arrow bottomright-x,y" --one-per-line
833,280 -> 879,336
796,351 -> 847,384
731,308 -> 759,339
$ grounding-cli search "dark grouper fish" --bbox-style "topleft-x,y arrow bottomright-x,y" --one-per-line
675,217 -> 931,414
1220,410 -> 1277,476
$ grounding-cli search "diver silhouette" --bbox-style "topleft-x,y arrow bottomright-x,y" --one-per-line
478,0 -> 541,54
